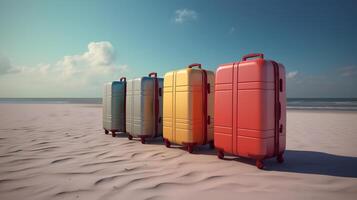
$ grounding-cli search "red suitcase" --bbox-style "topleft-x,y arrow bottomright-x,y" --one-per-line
214,53 -> 286,169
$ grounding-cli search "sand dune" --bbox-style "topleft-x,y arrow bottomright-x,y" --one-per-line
0,104 -> 357,200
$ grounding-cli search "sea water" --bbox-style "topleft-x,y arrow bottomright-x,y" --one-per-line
1,98 -> 357,111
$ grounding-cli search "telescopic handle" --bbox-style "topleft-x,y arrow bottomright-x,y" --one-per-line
188,63 -> 202,69
148,72 -> 157,78
242,53 -> 264,61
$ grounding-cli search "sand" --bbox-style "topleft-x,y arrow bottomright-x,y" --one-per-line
0,104 -> 357,200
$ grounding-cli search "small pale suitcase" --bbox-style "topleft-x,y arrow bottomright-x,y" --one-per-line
126,72 -> 163,144
102,77 -> 127,137
163,64 -> 215,153
214,53 -> 286,169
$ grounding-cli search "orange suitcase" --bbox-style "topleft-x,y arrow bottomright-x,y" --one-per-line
214,53 -> 286,169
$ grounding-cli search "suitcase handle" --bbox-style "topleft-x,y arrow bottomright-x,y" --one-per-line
188,63 -> 202,69
119,77 -> 126,82
148,72 -> 157,78
242,53 -> 264,61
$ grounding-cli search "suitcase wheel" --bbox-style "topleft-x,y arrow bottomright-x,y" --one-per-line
217,150 -> 224,159
111,131 -> 116,137
140,137 -> 146,144
104,130 -> 109,134
128,135 -> 133,140
187,145 -> 194,154
256,160 -> 264,169
164,139 -> 171,148
277,154 -> 284,163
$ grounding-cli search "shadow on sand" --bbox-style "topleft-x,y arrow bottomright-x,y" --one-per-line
111,134 -> 357,178
264,150 -> 357,178
183,148 -> 357,178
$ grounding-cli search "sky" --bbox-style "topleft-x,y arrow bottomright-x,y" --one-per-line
0,0 -> 357,98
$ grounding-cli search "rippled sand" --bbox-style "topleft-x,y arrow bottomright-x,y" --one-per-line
0,104 -> 357,200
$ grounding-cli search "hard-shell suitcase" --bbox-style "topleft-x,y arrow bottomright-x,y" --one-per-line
163,63 -> 215,153
126,72 -> 163,144
214,53 -> 286,169
102,77 -> 127,137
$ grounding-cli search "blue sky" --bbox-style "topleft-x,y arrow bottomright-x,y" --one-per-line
0,0 -> 357,98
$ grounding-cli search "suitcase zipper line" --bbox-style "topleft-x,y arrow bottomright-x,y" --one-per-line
151,75 -> 159,138
172,72 -> 176,143
130,81 -> 132,134
201,69 -> 208,145
123,79 -> 127,133
232,62 -> 239,155
273,61 -> 280,157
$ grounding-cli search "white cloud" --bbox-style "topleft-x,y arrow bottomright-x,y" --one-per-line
83,41 -> 115,65
287,71 -> 299,79
0,54 -> 21,75
339,66 -> 357,77
38,64 -> 50,75
0,41 -> 128,97
286,67 -> 357,98
53,41 -> 117,79
174,9 -> 197,24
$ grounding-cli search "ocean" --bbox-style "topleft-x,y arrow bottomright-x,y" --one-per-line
0,98 -> 357,111
287,98 -> 357,111
0,98 -> 102,104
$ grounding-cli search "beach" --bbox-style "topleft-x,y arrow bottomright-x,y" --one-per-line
0,103 -> 356,200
